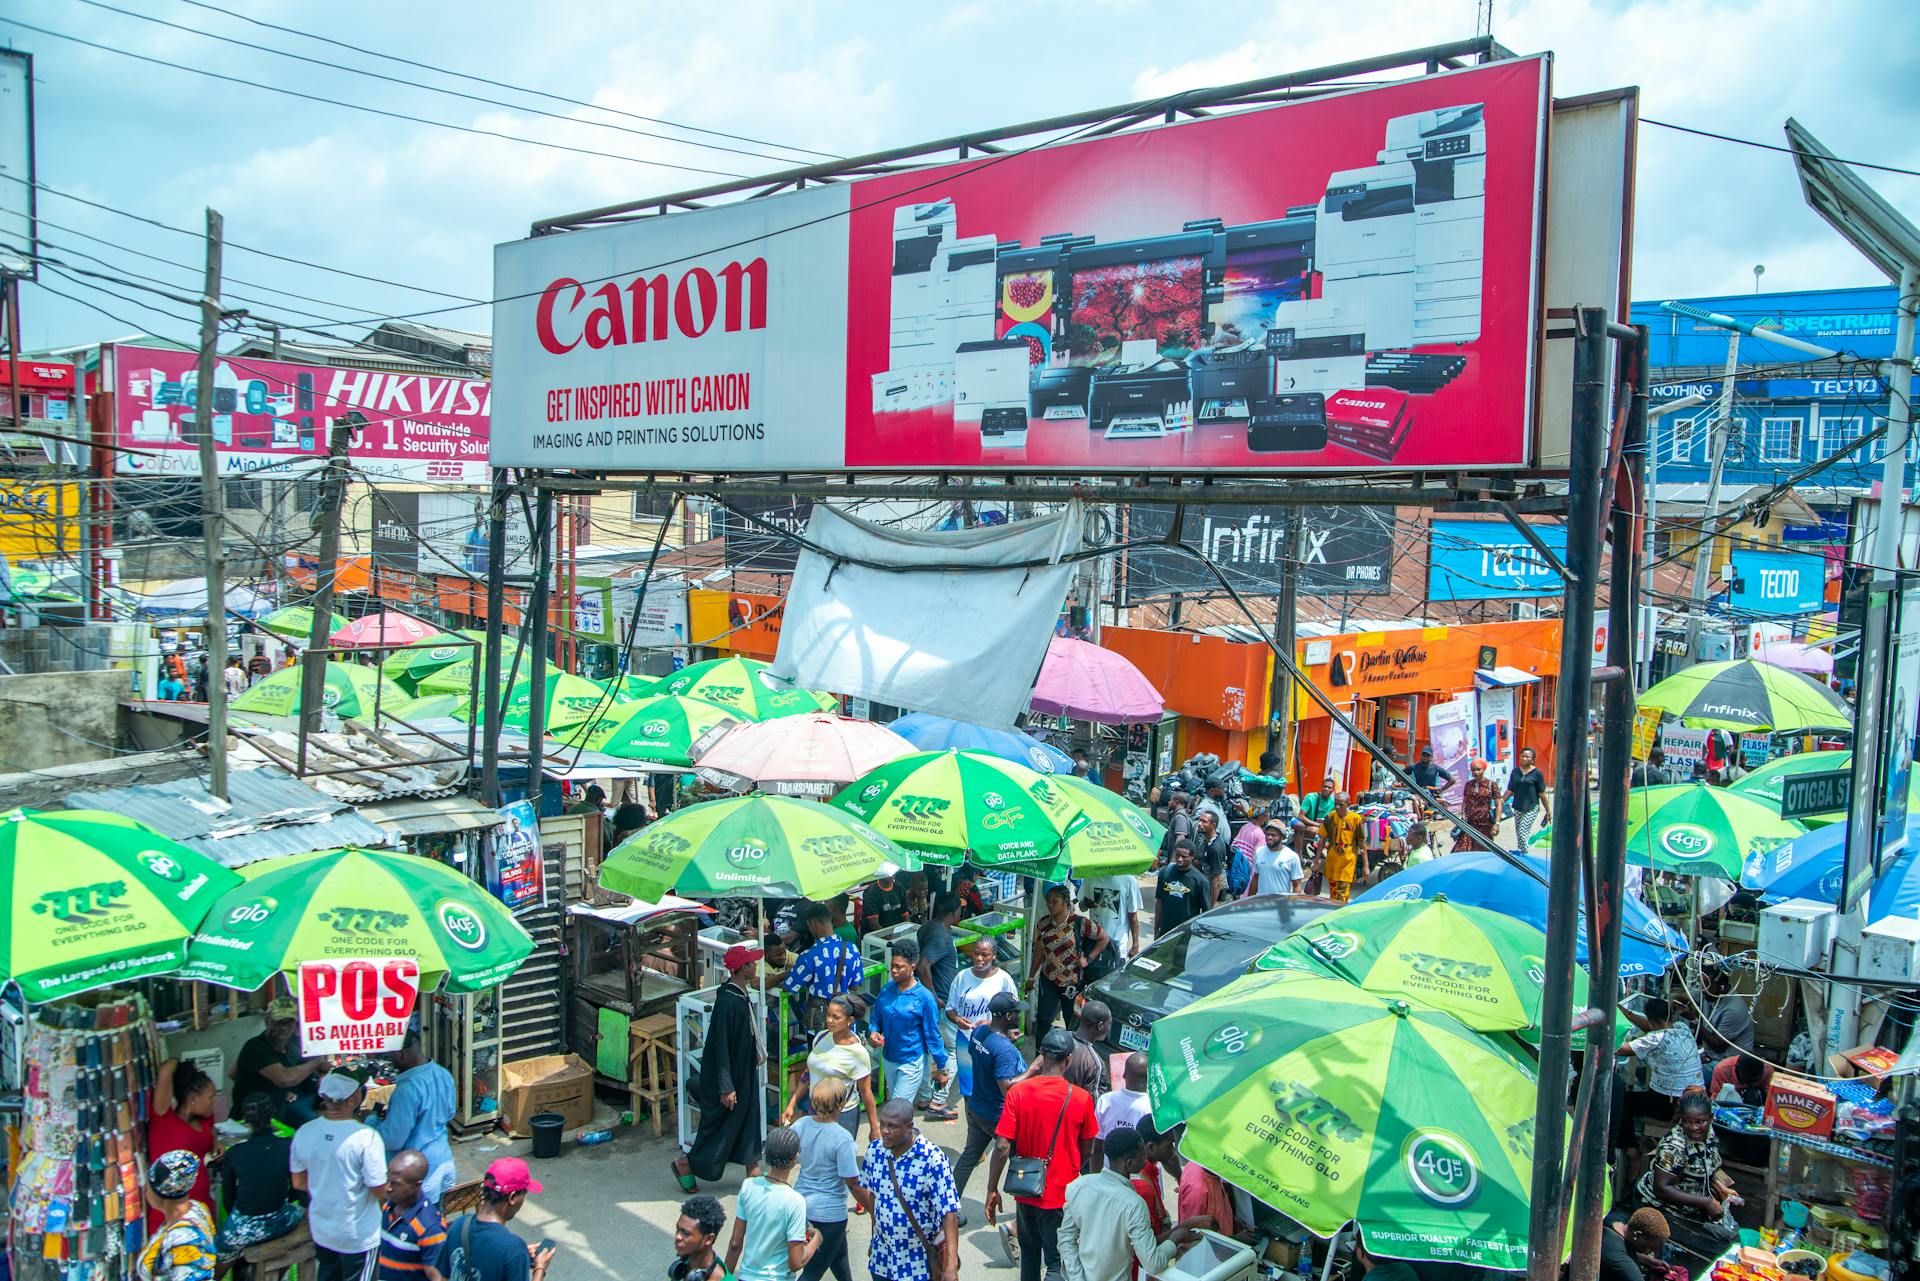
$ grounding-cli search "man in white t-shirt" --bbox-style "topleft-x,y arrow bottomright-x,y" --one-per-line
1248,819 -> 1304,896
291,1072 -> 389,1281
1083,874 -> 1143,960
1091,1052 -> 1151,1170
1617,998 -> 1702,1099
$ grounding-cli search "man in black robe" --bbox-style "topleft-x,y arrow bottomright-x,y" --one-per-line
673,943 -> 764,1189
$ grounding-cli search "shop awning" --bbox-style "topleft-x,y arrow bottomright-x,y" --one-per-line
1474,666 -> 1542,688
566,896 -> 713,927
358,795 -> 503,838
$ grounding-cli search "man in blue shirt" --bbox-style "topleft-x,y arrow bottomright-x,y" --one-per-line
374,1033 -> 458,1207
871,940 -> 950,1120
951,992 -> 1028,1199
784,906 -> 865,1007
377,1151 -> 448,1281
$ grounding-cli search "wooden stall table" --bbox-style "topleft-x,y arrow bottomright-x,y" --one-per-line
628,1012 -> 678,1137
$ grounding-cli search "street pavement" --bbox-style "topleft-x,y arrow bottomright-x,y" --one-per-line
452,1108 -> 1009,1281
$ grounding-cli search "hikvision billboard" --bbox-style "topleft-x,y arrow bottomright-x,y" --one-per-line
493,56 -> 1550,474
112,344 -> 491,482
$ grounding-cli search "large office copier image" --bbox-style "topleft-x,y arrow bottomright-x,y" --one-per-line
867,104 -> 1487,459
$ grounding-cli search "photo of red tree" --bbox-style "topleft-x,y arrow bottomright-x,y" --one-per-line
1066,257 -> 1203,365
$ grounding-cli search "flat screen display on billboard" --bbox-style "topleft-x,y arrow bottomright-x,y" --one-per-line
493,56 -> 1549,474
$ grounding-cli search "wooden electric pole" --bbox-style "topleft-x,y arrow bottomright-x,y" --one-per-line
192,209 -> 230,801
298,415 -> 357,753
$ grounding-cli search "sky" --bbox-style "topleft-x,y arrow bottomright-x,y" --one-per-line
7,0 -> 1918,353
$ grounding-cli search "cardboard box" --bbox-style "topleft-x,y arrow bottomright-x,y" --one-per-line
498,1053 -> 595,1137
1764,1075 -> 1837,1139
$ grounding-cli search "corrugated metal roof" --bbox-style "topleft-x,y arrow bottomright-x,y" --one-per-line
66,766 -> 392,868
359,795 -> 501,837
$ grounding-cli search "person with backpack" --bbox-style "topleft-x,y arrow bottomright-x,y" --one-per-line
1025,884 -> 1108,1037
443,1159 -> 554,1281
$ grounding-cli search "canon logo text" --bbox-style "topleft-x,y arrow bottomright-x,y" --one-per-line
536,260 -> 770,355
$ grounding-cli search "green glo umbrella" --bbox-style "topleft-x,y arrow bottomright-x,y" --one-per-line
416,645 -> 530,697
659,656 -> 837,721
1639,659 -> 1850,733
599,794 -> 919,901
992,774 -> 1161,880
258,604 -> 347,641
584,694 -> 742,765
390,694 -> 469,721
831,749 -> 1089,867
1256,896 -> 1599,1033
231,662 -> 409,719
0,809 -> 243,1001
496,672 -> 618,735
380,637 -> 477,693
180,847 -> 533,993
617,672 -> 663,701
1529,784 -> 1803,880
1147,968 -> 1553,1271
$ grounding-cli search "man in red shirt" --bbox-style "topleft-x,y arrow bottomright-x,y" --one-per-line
986,1029 -> 1097,1281
1708,1053 -> 1772,1103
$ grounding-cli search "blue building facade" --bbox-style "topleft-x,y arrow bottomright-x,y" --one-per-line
1630,285 -> 1904,496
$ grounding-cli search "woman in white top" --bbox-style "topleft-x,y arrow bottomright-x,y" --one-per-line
945,937 -> 1018,1097
784,993 -> 878,1138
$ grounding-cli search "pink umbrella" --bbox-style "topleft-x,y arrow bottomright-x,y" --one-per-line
693,712 -> 917,797
1756,642 -> 1834,676
330,611 -> 440,649
1029,636 -> 1165,724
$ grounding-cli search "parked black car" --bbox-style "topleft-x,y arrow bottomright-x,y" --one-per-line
1090,893 -> 1337,1057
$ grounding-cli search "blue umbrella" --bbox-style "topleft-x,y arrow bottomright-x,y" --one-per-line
885,712 -> 1074,774
1742,822 -> 1920,923
1354,848 -> 1689,978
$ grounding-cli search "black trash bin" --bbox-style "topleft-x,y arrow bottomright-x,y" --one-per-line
529,1111 -> 566,1159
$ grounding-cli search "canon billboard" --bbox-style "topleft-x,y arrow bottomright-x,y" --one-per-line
493,57 -> 1549,474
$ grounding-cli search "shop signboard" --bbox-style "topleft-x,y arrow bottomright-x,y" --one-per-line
1659,725 -> 1710,771
720,495 -> 813,573
1739,734 -> 1771,769
0,481 -> 82,559
1425,696 -> 1474,807
1476,685 -> 1517,787
296,957 -> 420,1055
1631,706 -> 1662,761
112,344 -> 490,482
573,576 -> 612,642
1325,718 -> 1353,790
621,578 -> 690,649
369,491 -> 421,573
1124,504 -> 1394,599
493,57 -> 1551,474
1729,549 -> 1827,616
489,800 -> 546,913
417,491 -> 540,579
1428,518 -> 1566,601
688,588 -> 783,658
1880,575 -> 1920,862
1633,286 -> 1902,367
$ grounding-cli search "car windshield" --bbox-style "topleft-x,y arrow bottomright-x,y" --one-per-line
1134,918 -> 1263,994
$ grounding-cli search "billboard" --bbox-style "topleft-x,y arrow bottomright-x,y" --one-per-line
1428,518 -> 1566,601
0,481 -> 82,559
417,491 -> 539,578
1634,286 -> 1901,368
720,495 -> 814,573
368,490 -> 421,573
493,57 -> 1550,474
1727,548 -> 1827,616
113,344 -> 490,482
1125,504 -> 1394,598
0,51 -> 33,280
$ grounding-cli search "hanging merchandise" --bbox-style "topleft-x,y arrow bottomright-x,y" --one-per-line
9,993 -> 161,1281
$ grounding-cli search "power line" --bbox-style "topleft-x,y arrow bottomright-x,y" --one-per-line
67,0 -> 835,169
167,0 -> 841,162
1642,117 -> 1920,179
0,17 -> 750,179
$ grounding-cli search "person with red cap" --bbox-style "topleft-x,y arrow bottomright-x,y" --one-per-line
443,1158 -> 553,1281
674,944 -> 766,1191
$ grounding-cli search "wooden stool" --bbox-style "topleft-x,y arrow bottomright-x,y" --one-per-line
629,1012 -> 678,1137
240,1221 -> 313,1281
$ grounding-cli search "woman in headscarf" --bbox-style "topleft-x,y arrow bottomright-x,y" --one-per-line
138,1151 -> 217,1281
1454,758 -> 1503,852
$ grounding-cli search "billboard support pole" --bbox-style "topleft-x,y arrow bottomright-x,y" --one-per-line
522,486 -> 557,809
1271,509 -> 1301,784
1526,306 -> 1607,1281
192,208 -> 231,803
1681,333 -> 1741,665
1569,323 -> 1647,1281
479,470 -> 512,806
297,415 -> 356,765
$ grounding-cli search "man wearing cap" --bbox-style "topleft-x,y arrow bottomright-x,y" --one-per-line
1247,818 -> 1303,897
373,1032 -> 458,1208
233,996 -> 324,1125
951,992 -> 1028,1201
1058,1126 -> 1200,1281
988,1029 -> 1098,1281
862,873 -> 910,931
444,1158 -> 554,1281
674,944 -> 765,1191
292,1072 -> 390,1281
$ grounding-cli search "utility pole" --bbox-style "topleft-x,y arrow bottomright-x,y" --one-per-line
478,471 -> 513,805
1681,333 -> 1741,665
1641,394 -> 1707,684
297,416 -> 356,755
1270,509 -> 1302,783
192,209 -> 230,802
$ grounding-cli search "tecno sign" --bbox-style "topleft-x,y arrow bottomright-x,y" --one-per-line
534,260 -> 770,353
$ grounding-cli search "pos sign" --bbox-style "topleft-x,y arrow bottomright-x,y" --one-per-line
297,957 -> 421,1055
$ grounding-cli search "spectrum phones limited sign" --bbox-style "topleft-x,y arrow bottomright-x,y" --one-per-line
297,957 -> 421,1055
492,57 -> 1550,475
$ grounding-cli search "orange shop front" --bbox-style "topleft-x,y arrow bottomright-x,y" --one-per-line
1289,618 -> 1564,790
1097,626 -> 1274,779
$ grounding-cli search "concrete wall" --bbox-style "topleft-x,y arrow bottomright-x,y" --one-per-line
0,669 -> 130,767
0,624 -> 125,674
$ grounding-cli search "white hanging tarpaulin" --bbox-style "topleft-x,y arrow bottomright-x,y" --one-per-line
770,503 -> 1084,729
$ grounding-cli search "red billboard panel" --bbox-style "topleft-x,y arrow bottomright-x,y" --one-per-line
492,56 -> 1550,473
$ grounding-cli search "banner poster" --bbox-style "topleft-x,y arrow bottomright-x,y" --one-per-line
1476,685 -> 1517,787
1660,725 -> 1710,772
1631,706 -> 1662,762
489,800 -> 546,913
1325,718 -> 1353,791
296,957 -> 420,1055
1426,695 -> 1475,808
